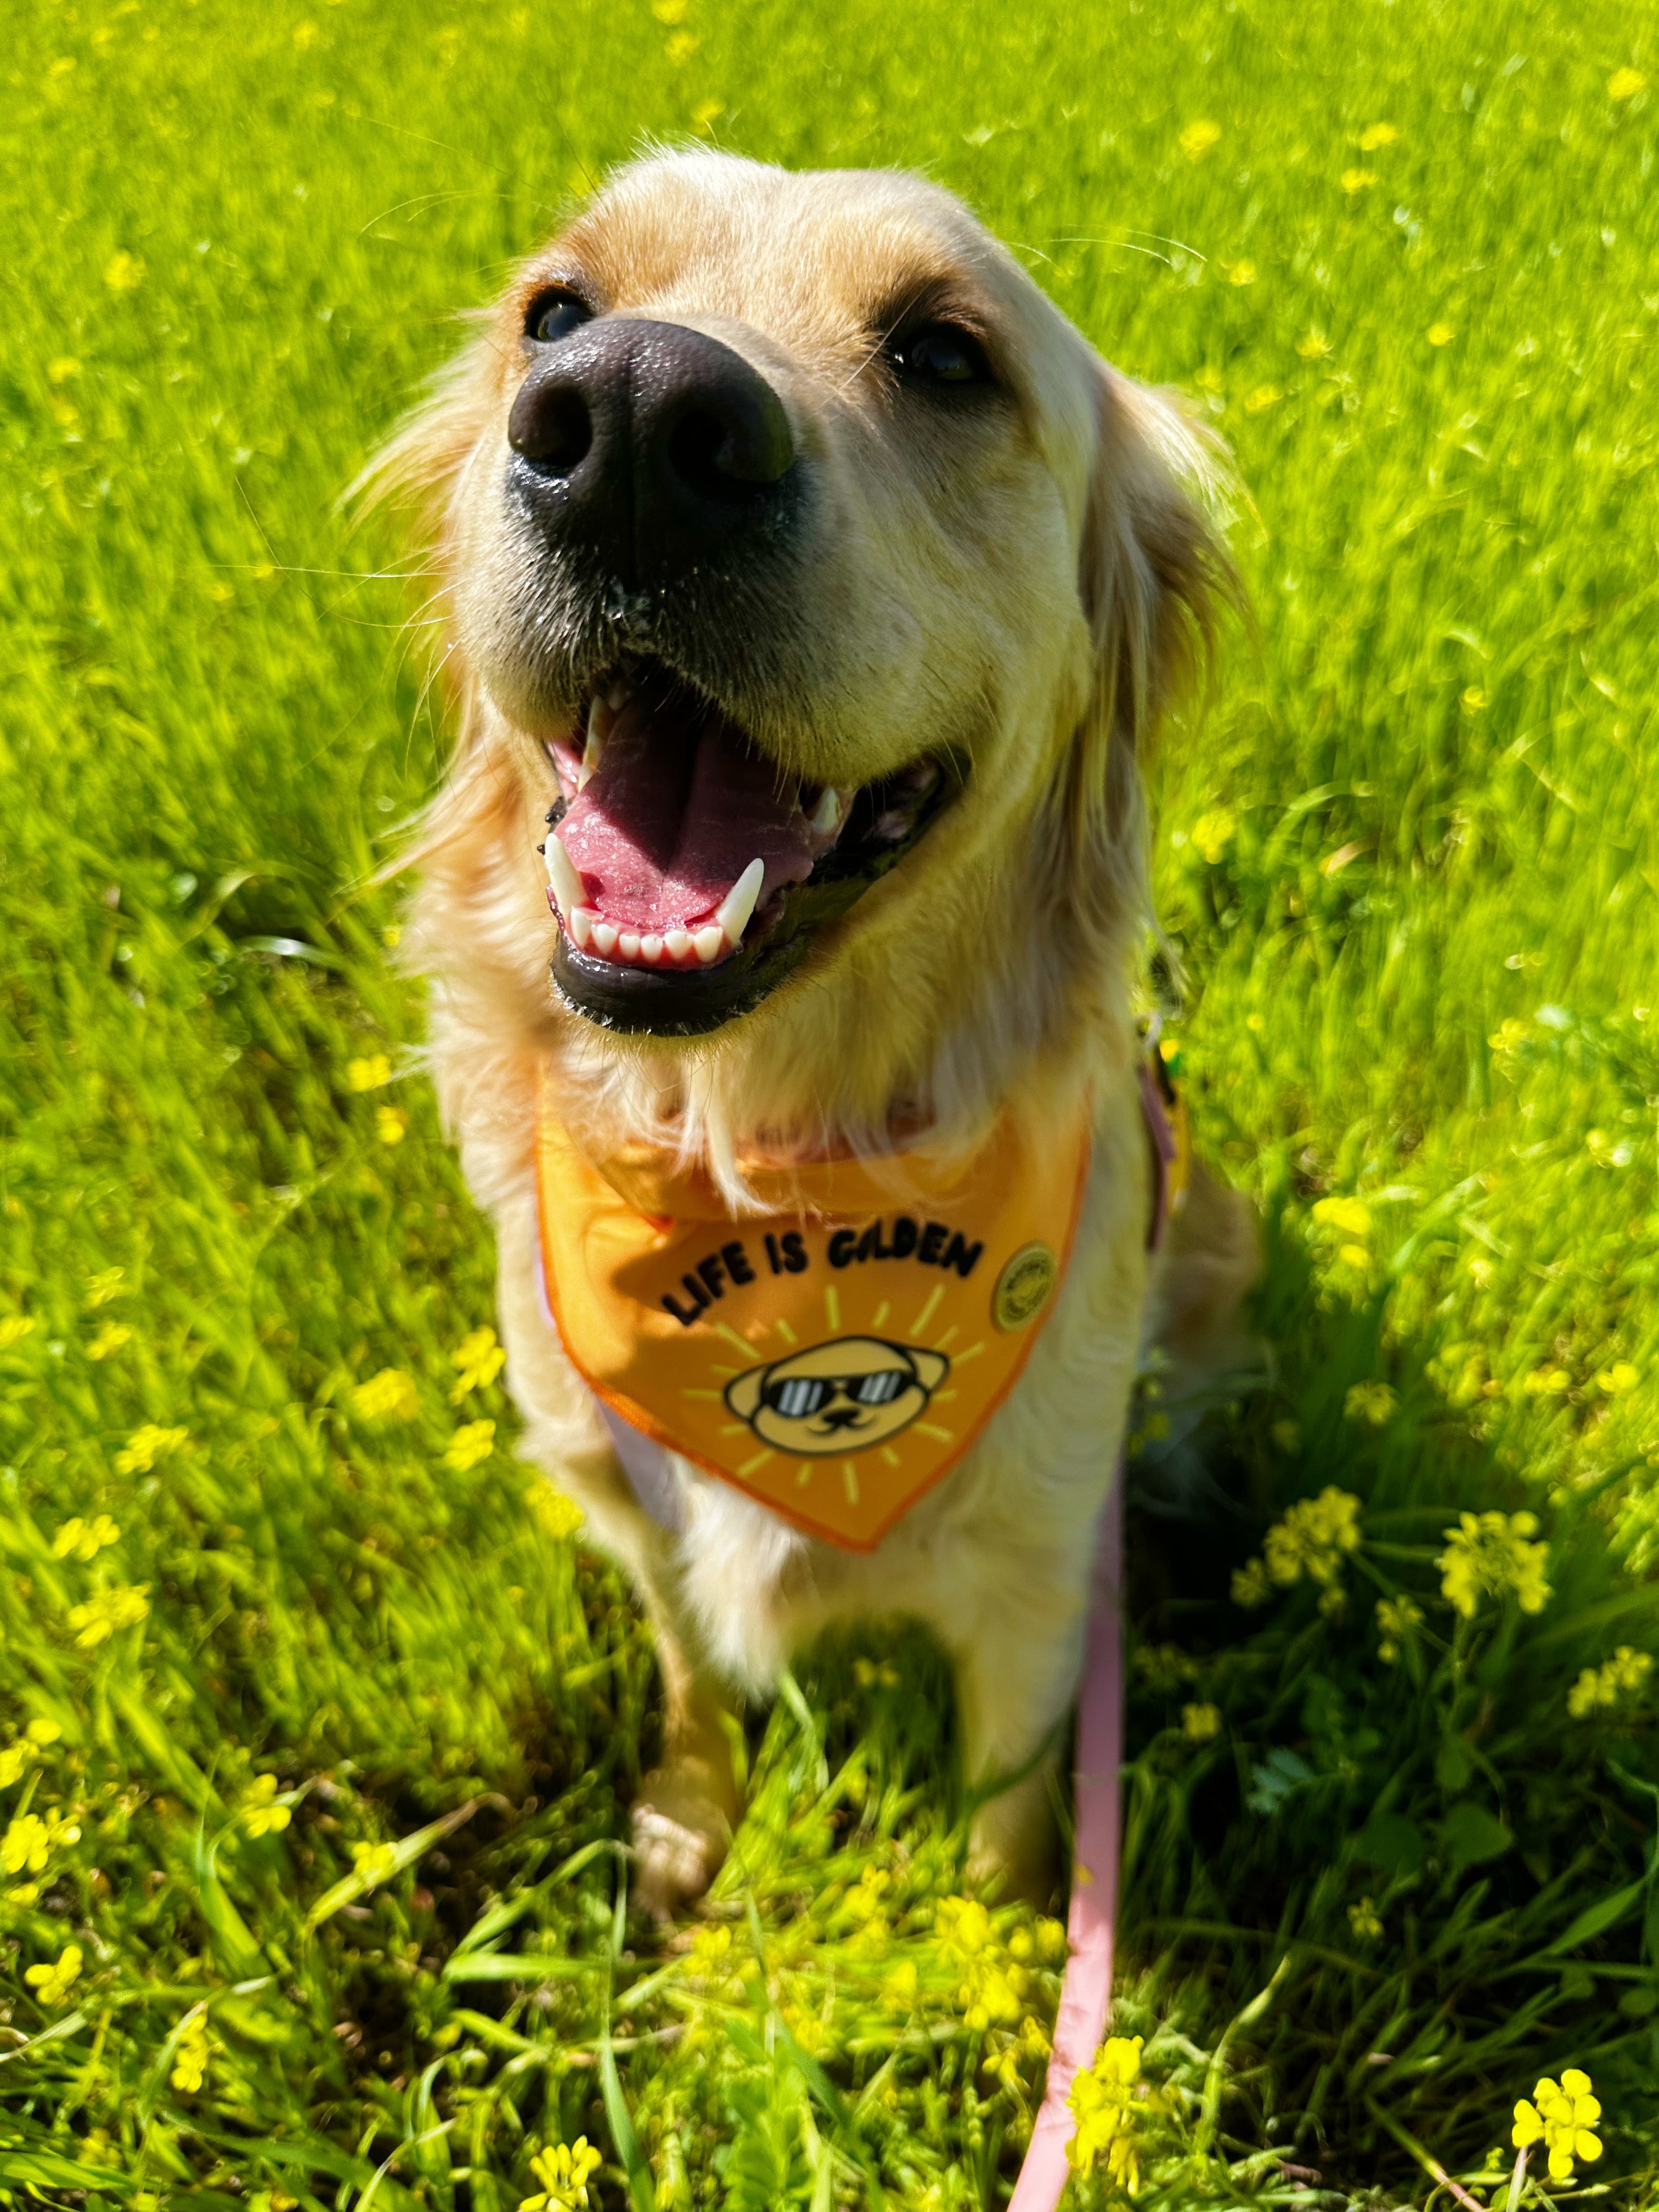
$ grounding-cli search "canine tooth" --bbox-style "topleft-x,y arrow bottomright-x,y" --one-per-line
640,934 -> 664,964
693,924 -> 724,964
570,905 -> 595,950
545,830 -> 586,919
579,696 -> 611,790
606,676 -> 632,712
618,930 -> 641,962
592,922 -> 618,956
715,857 -> 765,947
664,927 -> 692,961
809,786 -> 843,836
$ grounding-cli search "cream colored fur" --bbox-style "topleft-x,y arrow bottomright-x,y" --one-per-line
375,149 -> 1255,1914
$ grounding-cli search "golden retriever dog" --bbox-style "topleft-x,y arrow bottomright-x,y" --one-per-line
374,149 -> 1257,1914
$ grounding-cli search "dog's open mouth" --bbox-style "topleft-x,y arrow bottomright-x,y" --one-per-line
539,658 -> 957,1035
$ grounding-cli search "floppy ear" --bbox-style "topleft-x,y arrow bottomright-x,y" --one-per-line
1053,368 -> 1237,949
724,1368 -> 768,1420
909,1348 -> 950,1392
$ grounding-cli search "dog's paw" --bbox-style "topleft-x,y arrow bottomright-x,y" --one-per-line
631,1795 -> 727,1920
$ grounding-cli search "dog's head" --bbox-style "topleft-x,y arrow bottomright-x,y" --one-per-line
387,151 -> 1226,1102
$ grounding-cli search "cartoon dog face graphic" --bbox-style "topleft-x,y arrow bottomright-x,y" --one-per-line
724,1336 -> 950,1457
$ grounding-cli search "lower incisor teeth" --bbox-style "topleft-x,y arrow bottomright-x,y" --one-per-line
693,924 -> 724,964
592,922 -> 618,955
664,928 -> 691,961
640,934 -> 664,965
618,931 -> 641,961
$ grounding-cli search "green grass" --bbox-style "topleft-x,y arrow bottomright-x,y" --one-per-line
2,0 -> 1657,2202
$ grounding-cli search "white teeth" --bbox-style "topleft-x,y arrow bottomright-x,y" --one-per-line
606,677 -> 632,712
714,857 -> 765,947
809,786 -> 843,837
545,831 -> 586,919
618,930 -> 641,962
640,934 -> 664,965
592,922 -> 618,955
664,928 -> 691,961
693,924 -> 724,964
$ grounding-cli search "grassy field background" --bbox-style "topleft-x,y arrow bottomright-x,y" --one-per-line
3,0 -> 1658,2203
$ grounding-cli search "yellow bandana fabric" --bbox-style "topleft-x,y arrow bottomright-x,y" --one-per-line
534,1076 -> 1092,1550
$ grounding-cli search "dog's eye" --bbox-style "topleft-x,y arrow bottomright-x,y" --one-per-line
525,289 -> 592,346
890,321 -> 992,387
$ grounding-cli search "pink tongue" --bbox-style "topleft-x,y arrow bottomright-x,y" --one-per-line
557,686 -> 815,931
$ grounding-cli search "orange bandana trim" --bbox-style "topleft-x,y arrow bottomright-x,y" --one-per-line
534,1073 -> 1092,1551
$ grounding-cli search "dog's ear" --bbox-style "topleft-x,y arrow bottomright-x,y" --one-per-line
909,1348 -> 950,1392
724,1368 -> 768,1420
1052,368 -> 1236,946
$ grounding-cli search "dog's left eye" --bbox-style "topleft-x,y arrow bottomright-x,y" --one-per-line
525,289 -> 592,346
890,321 -> 992,386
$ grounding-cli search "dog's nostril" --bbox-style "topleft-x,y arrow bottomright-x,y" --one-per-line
508,376 -> 593,473
664,389 -> 793,500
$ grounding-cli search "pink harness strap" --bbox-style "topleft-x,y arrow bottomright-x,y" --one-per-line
1008,1477 -> 1124,2207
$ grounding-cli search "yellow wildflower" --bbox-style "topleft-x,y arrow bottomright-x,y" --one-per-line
104,251 -> 144,291
3,1814 -> 50,1876
0,1315 -> 36,1349
853,1656 -> 900,1689
1358,121 -> 1399,150
1231,1557 -> 1272,1608
1596,1362 -> 1639,1395
1296,330 -> 1332,360
1375,1593 -> 1424,1663
242,1774 -> 292,1836
651,0 -> 686,18
24,1942 -> 83,2007
66,1585 -> 151,1649
1348,1897 -> 1383,1941
1227,259 -> 1256,286
86,1323 -> 132,1360
171,2010 -> 211,2093
1340,167 -> 1376,193
53,1515 -> 120,1562
1244,384 -> 1282,414
0,1747 -> 30,1787
1066,2035 -> 1147,2191
351,1840 -> 399,1888
664,29 -> 697,60
936,1896 -> 1026,2031
86,1267 -> 126,1306
1522,1366 -> 1571,1395
1344,1381 -> 1396,1426
1462,686 -> 1487,710
450,1325 -> 506,1402
375,1104 -> 409,1146
351,1368 -> 419,1421
1513,2068 -> 1602,2183
1181,1702 -> 1222,1741
114,1425 -> 188,1474
27,1719 -> 62,1745
444,1419 -> 496,1471
529,1485 -> 585,1540
1427,322 -> 1454,347
347,1054 -> 391,1091
1312,1195 -> 1372,1238
1263,1486 -> 1363,1588
1438,1511 -> 1550,1618
1190,807 -> 1235,863
520,2137 -> 603,2212
1607,68 -> 1646,101
1567,1646 -> 1652,1718
1179,119 -> 1221,159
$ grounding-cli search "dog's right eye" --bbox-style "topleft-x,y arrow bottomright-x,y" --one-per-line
525,290 -> 592,346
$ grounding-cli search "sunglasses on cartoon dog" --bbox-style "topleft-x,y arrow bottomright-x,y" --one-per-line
761,1368 -> 912,1418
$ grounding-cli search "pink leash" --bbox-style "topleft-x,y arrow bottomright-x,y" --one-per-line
1008,1474 -> 1125,2209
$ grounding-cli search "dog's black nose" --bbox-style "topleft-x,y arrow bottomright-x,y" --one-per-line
507,319 -> 796,588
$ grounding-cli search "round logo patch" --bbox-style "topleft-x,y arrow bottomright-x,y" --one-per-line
992,1241 -> 1058,1331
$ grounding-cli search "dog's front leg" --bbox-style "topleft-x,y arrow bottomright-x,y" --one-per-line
631,1596 -> 744,1919
947,1560 -> 1101,1907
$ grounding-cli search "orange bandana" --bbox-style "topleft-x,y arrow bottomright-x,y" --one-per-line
534,1076 -> 1092,1550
